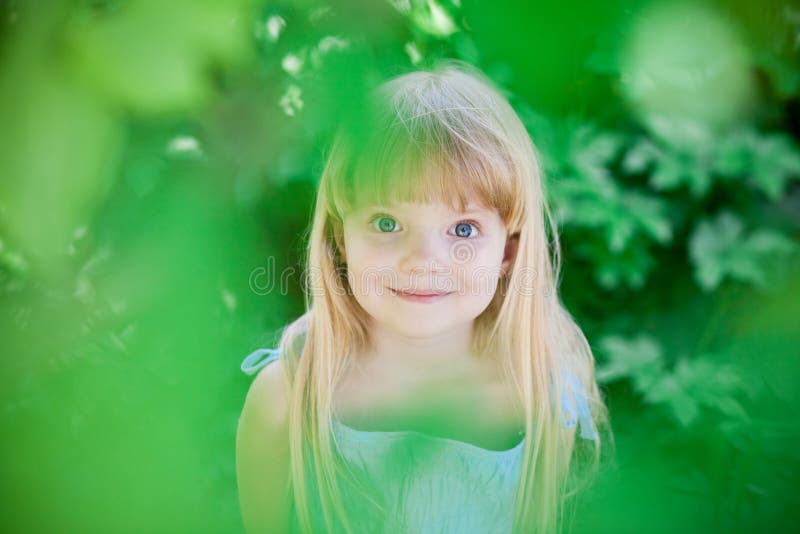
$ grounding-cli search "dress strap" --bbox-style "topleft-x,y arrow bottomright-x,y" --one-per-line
240,347 -> 281,376
560,370 -> 598,441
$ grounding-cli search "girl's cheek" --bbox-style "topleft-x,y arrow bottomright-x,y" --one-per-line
355,238 -> 397,261
463,252 -> 503,292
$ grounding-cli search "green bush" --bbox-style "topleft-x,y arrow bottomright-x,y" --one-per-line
1,1 -> 797,532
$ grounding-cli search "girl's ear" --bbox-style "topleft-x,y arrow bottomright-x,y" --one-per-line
501,232 -> 519,276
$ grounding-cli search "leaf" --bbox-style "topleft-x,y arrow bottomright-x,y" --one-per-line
598,333 -> 750,428
689,212 -> 741,290
549,126 -> 672,289
642,355 -> 749,427
569,126 -> 623,190
649,155 -> 684,191
669,356 -> 749,423
711,129 -> 753,178
686,164 -> 712,198
607,220 -> 635,253
592,241 -> 655,289
745,230 -> 796,255
64,0 -> 256,115
647,376 -> 700,427
410,0 -> 458,37
750,134 -> 800,200
648,148 -> 712,198
622,139 -> 660,174
643,115 -> 715,154
623,192 -> 673,244
596,334 -> 664,388
689,211 -> 797,291
715,397 -> 747,419
0,31 -> 122,274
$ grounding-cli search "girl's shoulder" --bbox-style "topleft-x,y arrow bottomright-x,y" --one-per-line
239,332 -> 324,444
239,332 -> 307,426
239,348 -> 289,428
236,347 -> 292,533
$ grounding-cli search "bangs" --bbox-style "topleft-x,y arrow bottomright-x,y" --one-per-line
326,79 -> 523,225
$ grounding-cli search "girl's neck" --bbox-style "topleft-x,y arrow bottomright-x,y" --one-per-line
335,320 -> 521,444
361,321 -> 479,371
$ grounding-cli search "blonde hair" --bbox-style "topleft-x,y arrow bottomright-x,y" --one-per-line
274,59 -> 612,534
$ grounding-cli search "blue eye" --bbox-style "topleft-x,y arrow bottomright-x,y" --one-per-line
453,221 -> 479,238
371,215 -> 399,233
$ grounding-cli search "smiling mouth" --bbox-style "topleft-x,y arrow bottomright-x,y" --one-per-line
389,287 -> 453,302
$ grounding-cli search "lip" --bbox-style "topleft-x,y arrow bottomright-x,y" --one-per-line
389,287 -> 453,303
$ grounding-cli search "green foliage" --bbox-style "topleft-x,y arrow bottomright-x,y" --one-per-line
1,0 -> 799,532
65,0 -> 258,114
524,118 -> 674,289
597,334 -> 751,428
689,211 -> 796,291
623,128 -> 800,201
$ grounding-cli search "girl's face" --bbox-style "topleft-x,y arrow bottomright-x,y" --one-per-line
339,199 -> 517,339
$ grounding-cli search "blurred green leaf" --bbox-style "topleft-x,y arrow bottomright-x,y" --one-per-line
410,0 -> 458,38
712,129 -> 800,199
621,138 -> 660,175
711,129 -> 753,178
750,133 -> 800,200
64,0 -> 257,115
647,356 -> 749,428
597,334 -> 663,388
0,58 -> 122,274
593,244 -> 654,290
599,335 -> 750,428
647,374 -> 700,427
569,125 -> 623,191
689,211 -> 797,291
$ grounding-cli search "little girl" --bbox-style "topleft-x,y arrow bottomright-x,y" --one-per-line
236,60 -> 610,534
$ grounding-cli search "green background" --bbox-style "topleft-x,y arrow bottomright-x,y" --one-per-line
1,0 -> 798,532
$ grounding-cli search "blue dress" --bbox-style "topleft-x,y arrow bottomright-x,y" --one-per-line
240,348 -> 597,533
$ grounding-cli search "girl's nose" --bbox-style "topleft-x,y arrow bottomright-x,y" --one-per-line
398,230 -> 449,276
